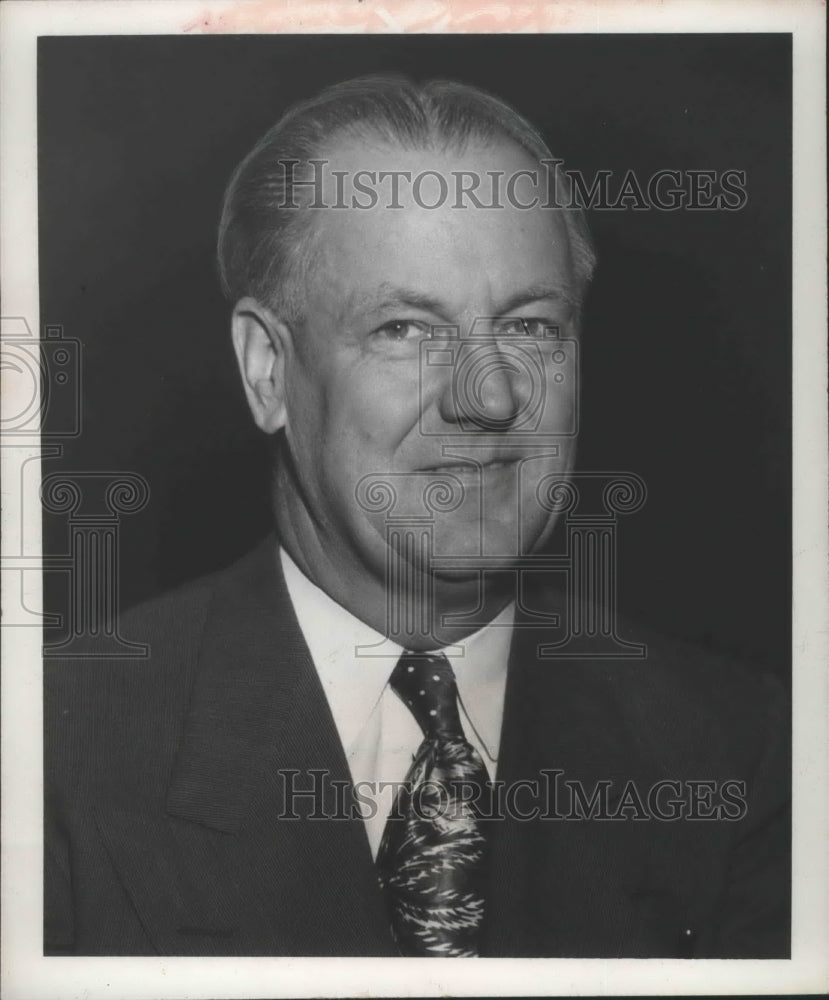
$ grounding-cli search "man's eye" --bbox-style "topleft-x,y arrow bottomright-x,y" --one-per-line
498,317 -> 553,338
375,320 -> 429,341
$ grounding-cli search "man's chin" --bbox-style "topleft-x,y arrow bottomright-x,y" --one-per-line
432,520 -> 545,562
360,514 -> 551,586
429,563 -> 484,584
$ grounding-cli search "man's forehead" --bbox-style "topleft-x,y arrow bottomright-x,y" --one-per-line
297,133 -> 576,319
308,250 -> 577,333
308,139 -> 570,243
308,130 -> 566,218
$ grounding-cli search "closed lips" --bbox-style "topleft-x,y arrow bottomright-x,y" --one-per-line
419,460 -> 518,473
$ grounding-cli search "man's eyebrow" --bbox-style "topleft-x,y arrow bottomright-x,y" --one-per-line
365,283 -> 573,317
367,284 -> 454,317
494,285 -> 573,315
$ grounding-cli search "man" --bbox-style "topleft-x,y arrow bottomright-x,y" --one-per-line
44,75 -> 789,957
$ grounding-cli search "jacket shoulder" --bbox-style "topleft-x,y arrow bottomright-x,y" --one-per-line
608,613 -> 789,778
523,585 -> 789,779
44,545 -> 274,792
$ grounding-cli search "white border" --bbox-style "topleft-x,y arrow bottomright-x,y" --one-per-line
2,1 -> 827,997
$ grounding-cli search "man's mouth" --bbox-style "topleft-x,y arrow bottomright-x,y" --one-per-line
418,459 -> 519,476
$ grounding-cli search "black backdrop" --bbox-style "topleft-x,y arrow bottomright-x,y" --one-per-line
38,34 -> 791,680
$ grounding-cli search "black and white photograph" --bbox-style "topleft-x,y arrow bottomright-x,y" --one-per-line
1,1 -> 826,997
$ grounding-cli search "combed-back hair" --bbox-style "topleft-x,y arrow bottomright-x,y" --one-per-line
217,74 -> 596,320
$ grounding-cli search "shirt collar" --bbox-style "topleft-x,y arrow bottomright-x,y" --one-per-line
279,547 -> 513,761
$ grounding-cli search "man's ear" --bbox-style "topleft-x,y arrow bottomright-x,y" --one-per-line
231,297 -> 292,434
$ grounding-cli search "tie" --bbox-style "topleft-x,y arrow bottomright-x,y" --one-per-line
377,651 -> 490,957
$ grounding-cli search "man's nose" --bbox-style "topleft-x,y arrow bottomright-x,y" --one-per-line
438,343 -> 524,430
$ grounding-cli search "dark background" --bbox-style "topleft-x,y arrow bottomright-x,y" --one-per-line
38,34 -> 791,680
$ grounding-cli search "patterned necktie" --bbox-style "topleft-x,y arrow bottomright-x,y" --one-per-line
377,651 -> 490,957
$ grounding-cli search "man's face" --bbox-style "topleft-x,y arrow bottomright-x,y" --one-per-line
279,136 -> 579,586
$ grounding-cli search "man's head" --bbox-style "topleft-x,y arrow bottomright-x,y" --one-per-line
218,75 -> 595,323
220,75 -> 596,633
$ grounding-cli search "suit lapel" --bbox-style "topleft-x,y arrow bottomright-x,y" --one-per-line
164,535 -> 320,833
481,610 -> 676,957
98,537 -> 396,955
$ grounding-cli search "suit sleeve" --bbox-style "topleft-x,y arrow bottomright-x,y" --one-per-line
711,673 -> 791,957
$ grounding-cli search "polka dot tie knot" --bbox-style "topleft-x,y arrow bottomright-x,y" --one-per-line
392,652 -> 464,739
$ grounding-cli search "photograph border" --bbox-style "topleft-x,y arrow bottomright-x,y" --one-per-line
2,1 -> 826,997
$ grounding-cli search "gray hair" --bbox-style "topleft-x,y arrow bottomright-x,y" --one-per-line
217,74 -> 596,321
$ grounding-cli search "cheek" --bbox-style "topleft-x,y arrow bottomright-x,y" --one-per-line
286,355 -> 423,510
325,362 -> 422,464
284,362 -> 326,453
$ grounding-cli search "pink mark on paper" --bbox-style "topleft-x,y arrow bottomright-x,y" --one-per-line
182,0 -> 593,35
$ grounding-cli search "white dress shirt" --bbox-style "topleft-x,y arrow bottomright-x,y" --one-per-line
280,547 -> 514,859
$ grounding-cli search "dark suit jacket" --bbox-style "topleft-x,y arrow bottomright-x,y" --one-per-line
44,535 -> 790,957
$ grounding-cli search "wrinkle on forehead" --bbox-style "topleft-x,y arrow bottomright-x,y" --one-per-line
294,137 -> 577,329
